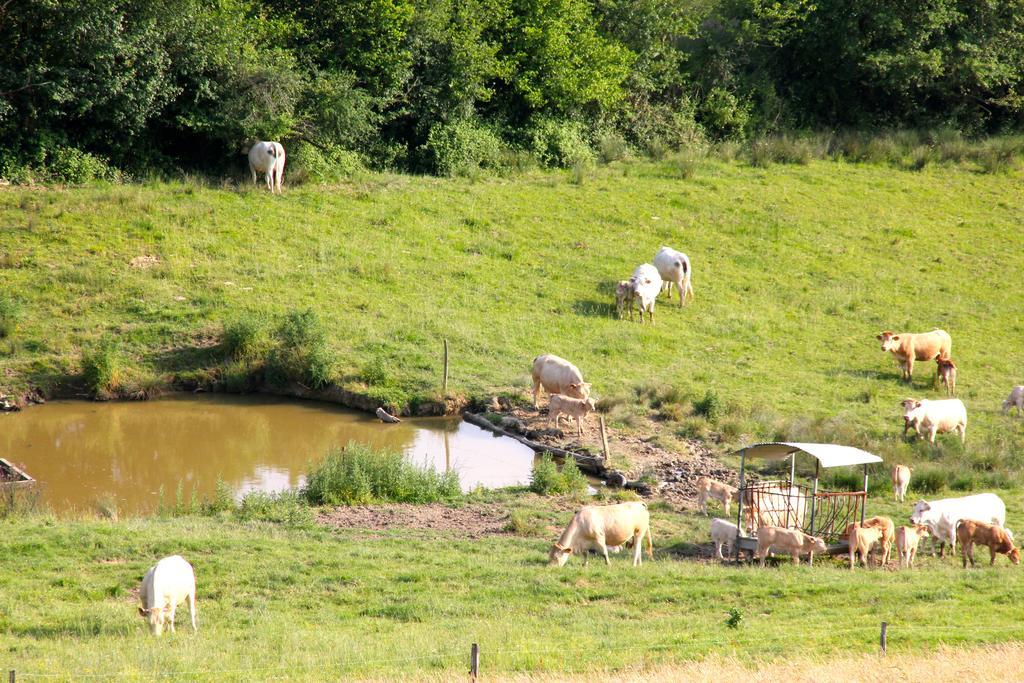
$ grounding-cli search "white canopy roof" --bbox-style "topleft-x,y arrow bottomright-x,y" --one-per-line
734,442 -> 883,469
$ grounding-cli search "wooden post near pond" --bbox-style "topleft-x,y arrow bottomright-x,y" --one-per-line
599,415 -> 610,467
469,643 -> 479,681
880,622 -> 887,655
443,339 -> 449,395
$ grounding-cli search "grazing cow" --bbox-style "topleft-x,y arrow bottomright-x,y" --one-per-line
548,502 -> 654,567
877,329 -> 952,381
896,524 -> 930,569
710,518 -> 739,560
138,555 -> 197,636
696,476 -> 738,516
531,354 -> 591,409
956,520 -> 1021,568
246,141 -> 286,194
891,464 -> 912,502
629,264 -> 663,324
848,524 -> 884,569
936,358 -> 957,396
755,526 -> 826,567
652,246 -> 694,306
1003,386 -> 1024,416
548,394 -> 597,436
911,493 -> 1006,557
614,280 -> 634,319
900,398 -> 967,444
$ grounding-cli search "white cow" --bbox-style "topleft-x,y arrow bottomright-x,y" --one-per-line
910,493 -> 1006,557
549,502 -> 654,567
531,354 -> 591,409
246,141 -> 286,193
710,517 -> 738,560
629,264 -> 662,324
1003,386 -> 1024,416
652,246 -> 694,306
548,394 -> 597,436
900,398 -> 967,444
138,555 -> 197,636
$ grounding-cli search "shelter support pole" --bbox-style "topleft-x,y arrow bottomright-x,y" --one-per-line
734,449 -> 746,563
861,464 -> 868,525
786,452 -> 796,528
809,460 -> 820,565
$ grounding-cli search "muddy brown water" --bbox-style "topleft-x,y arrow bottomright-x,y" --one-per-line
0,394 -> 540,515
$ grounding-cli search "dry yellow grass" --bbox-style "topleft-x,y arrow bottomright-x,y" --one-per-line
361,642 -> 1024,683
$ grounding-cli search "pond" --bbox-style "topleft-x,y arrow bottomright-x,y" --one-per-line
0,394 -> 540,515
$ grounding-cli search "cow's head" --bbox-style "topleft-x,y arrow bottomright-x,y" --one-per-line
137,606 -> 166,636
583,398 -> 597,413
909,500 -> 930,525
877,331 -> 899,352
806,536 -> 827,554
936,358 -> 956,370
548,543 -> 573,567
1008,547 -> 1021,565
901,399 -> 922,416
566,382 -> 592,400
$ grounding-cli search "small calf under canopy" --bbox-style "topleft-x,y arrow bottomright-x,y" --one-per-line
732,442 -> 884,563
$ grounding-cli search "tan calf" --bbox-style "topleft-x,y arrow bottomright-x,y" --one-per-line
614,280 -> 634,319
957,519 -> 1021,568
755,526 -> 826,567
848,524 -> 884,569
548,394 -> 597,436
936,358 -> 957,396
696,476 -> 738,516
896,524 -> 930,569
891,464 -> 912,502
877,329 -> 952,381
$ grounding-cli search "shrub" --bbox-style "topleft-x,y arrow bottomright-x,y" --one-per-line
749,139 -> 772,168
529,453 -> 588,496
288,142 -> 364,184
505,508 -> 542,536
236,490 -> 314,528
203,479 -> 236,514
692,389 -> 722,422
906,145 -> 933,171
529,453 -> 562,495
48,146 -> 118,184
529,119 -> 595,168
0,294 -> 19,339
361,356 -> 391,386
670,150 -> 701,179
698,87 -> 749,140
910,466 -> 946,495
222,314 -> 267,360
675,416 -> 709,440
597,132 -> 628,163
303,443 -> 461,505
81,337 -> 125,396
265,309 -> 335,389
424,119 -> 505,176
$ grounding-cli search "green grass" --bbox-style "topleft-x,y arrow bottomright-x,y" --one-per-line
1,160 -> 1024,476
3,492 -> 1024,680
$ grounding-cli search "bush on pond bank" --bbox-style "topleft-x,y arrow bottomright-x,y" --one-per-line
303,443 -> 461,506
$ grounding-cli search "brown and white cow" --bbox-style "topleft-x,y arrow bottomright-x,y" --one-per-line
877,329 -> 952,381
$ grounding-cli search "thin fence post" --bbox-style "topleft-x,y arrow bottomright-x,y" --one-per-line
470,642 -> 479,681
443,339 -> 449,395
599,416 -> 610,467
880,622 -> 887,655
9,669 -> 15,683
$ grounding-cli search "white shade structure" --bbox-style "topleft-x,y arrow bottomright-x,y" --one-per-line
734,442 -> 884,468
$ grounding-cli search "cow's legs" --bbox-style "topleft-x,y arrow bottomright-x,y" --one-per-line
168,605 -> 176,633
632,531 -> 643,566
698,491 -> 707,514
990,547 -> 998,566
188,592 -> 197,632
677,280 -> 684,307
723,497 -> 730,517
532,381 -> 541,409
576,416 -> 583,437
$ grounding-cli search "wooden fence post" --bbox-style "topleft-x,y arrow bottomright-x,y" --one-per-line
470,643 -> 479,681
9,669 -> 15,683
443,339 -> 449,395
880,622 -> 887,655
599,415 -> 610,467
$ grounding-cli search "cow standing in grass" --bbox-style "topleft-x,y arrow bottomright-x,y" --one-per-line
138,555 -> 197,636
549,502 -> 654,567
246,141 -> 286,193
653,246 -> 694,306
877,329 -> 952,382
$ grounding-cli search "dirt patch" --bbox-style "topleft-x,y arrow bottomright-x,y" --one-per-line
317,503 -> 512,538
482,399 -> 741,511
129,255 -> 161,269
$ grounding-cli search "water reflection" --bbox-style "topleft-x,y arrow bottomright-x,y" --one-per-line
0,395 -> 538,514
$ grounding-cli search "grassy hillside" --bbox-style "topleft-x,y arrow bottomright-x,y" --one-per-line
3,492 -> 1024,680
2,159 -> 1024,477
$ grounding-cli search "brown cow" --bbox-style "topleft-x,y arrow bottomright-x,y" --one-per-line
877,329 -> 952,381
845,516 -> 895,566
848,524 -> 884,569
956,519 -> 1021,567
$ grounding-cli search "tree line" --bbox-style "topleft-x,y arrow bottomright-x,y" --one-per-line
2,0 -> 1022,180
